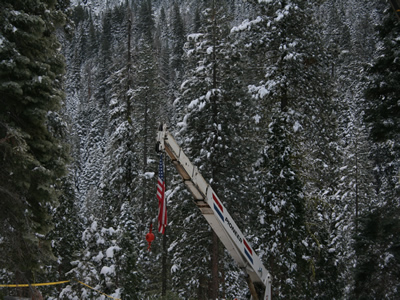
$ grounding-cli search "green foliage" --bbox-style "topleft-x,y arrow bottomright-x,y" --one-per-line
354,6 -> 400,299
353,206 -> 400,299
170,2 -> 185,71
0,0 -> 68,284
1,0 -> 393,299
255,116 -> 311,299
364,11 -> 400,143
138,0 -> 154,41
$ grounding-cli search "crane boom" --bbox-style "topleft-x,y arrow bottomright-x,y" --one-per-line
156,124 -> 272,300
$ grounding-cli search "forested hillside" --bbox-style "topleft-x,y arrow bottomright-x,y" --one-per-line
1,0 -> 399,299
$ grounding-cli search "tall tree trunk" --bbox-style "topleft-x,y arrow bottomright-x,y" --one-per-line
210,231 -> 219,299
209,1 -> 219,297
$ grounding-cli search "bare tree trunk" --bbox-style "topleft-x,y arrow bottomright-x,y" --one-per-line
210,231 -> 219,299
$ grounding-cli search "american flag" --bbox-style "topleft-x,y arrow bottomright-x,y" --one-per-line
157,153 -> 167,234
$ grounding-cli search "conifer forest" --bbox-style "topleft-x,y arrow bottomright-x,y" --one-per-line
1,0 -> 400,299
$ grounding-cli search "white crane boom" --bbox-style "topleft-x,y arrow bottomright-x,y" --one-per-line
156,124 -> 272,300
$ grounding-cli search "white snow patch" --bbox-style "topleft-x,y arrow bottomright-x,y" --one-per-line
293,121 -> 302,132
171,264 -> 179,273
177,114 -> 189,129
231,16 -> 263,33
100,265 -> 115,275
253,114 -> 261,124
196,65 -> 205,73
384,253 -> 394,265
168,240 -> 178,252
258,86 -> 269,98
143,172 -> 155,179
147,157 -> 156,164
187,33 -> 203,42
180,79 -> 190,90
272,205 -> 280,214
91,221 -> 98,231
93,251 -> 104,263
284,53 -> 295,60
101,227 -> 116,235
106,246 -> 121,258
199,100 -> 206,111
188,98 -> 199,109
111,289 -> 121,299
275,12 -> 284,21
96,236 -> 105,245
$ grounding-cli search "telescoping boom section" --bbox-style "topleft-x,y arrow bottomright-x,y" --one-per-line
156,124 -> 272,300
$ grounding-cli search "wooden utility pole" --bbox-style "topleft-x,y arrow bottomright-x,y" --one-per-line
209,0 -> 220,298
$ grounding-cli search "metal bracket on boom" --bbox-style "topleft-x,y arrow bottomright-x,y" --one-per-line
156,124 -> 272,300
156,123 -> 167,153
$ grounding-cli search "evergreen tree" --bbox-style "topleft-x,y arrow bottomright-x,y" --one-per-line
0,0 -> 68,288
354,5 -> 400,298
118,202 -> 142,299
170,2 -> 185,73
317,1 -> 384,296
232,0 -> 341,297
46,177 -> 83,295
90,6 -> 142,298
172,1 -> 254,298
364,8 -> 400,144
6,0 -> 388,298
131,2 -> 172,297
255,115 -> 309,298
137,0 -> 154,42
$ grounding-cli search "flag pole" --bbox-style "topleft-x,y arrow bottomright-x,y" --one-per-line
161,151 -> 167,296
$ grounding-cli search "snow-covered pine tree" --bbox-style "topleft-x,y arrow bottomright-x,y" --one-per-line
353,3 -> 400,298
316,0 -> 385,296
232,0 -> 344,298
155,6 -> 175,125
170,2 -> 186,75
0,0 -> 68,290
59,216 -> 120,299
255,114 -> 309,298
81,4 -> 145,299
129,1 -> 172,297
117,202 -> 142,299
172,1 -> 255,298
45,177 -> 83,298
62,4 -> 110,220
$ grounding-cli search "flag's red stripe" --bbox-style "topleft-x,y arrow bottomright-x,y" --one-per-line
158,182 -> 166,234
212,193 -> 223,213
